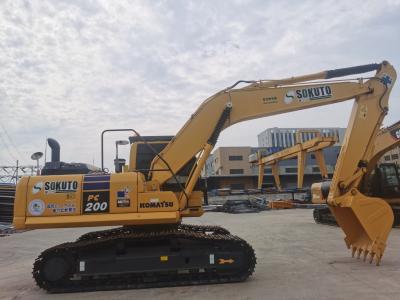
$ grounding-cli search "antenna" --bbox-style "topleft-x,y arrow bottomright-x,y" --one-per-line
31,152 -> 43,175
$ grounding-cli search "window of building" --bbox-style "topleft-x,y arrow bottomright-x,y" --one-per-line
230,169 -> 244,175
230,183 -> 245,190
310,154 -> 316,159
312,167 -> 320,172
229,155 -> 243,161
264,168 -> 272,174
391,154 -> 399,160
285,167 -> 298,173
384,155 -> 391,161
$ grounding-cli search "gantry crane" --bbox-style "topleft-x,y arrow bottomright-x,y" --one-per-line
249,129 -> 337,190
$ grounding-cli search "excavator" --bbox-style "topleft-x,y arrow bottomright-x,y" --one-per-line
313,120 -> 400,226
249,129 -> 337,190
13,61 -> 396,292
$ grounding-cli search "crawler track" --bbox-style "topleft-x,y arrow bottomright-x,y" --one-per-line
33,224 -> 256,293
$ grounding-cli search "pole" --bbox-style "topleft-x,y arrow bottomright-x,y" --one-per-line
101,129 -> 136,171
15,160 -> 18,184
116,142 -> 119,160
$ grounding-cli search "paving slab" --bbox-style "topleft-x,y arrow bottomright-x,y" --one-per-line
0,209 -> 399,300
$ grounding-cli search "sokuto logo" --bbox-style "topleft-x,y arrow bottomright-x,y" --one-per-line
32,181 -> 44,194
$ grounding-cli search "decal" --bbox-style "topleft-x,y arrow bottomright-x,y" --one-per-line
82,191 -> 110,214
45,181 -> 78,194
117,188 -> 131,208
262,96 -> 278,104
79,261 -> 85,272
83,175 -> 111,182
139,200 -> 174,209
28,199 -> 45,216
390,128 -> 400,140
83,175 -> 110,191
160,256 -> 168,262
66,192 -> 76,199
359,105 -> 368,120
218,258 -> 235,264
381,74 -> 393,87
209,254 -> 215,264
284,91 -> 295,104
32,181 -> 43,194
285,85 -> 332,103
83,181 -> 110,191
47,203 -> 76,214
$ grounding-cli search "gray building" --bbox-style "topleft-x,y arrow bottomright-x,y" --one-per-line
258,127 -> 345,148
202,127 -> 346,190
255,127 -> 345,188
202,145 -> 341,190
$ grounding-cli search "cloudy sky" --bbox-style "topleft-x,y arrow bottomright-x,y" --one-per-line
0,0 -> 399,170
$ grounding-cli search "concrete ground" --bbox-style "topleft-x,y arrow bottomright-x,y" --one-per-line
1,209 -> 399,300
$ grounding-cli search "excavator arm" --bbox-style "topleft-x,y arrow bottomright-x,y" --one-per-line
150,62 -> 395,191
149,61 -> 396,264
151,80 -> 370,186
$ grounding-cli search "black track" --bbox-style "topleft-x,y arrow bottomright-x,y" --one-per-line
33,224 -> 256,293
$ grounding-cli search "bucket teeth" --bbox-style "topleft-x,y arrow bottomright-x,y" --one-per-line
363,250 -> 369,262
376,254 -> 382,266
349,244 -> 384,265
351,247 -> 357,258
357,248 -> 363,259
345,226 -> 389,266
330,192 -> 393,267
369,252 -> 375,264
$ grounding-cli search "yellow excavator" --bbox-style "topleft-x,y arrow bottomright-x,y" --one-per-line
313,120 -> 400,226
249,129 -> 337,190
13,61 -> 396,292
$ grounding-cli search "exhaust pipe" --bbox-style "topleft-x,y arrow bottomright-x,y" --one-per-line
47,138 -> 60,162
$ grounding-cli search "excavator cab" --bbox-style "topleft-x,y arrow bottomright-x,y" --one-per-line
367,163 -> 400,198
378,163 -> 400,197
128,135 -> 199,192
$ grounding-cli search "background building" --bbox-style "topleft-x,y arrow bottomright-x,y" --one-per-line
203,127 -> 346,191
258,127 -> 345,148
379,146 -> 400,165
203,147 -> 259,190
204,147 -> 254,177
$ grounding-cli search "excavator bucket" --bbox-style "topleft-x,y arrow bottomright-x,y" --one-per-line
329,191 -> 394,265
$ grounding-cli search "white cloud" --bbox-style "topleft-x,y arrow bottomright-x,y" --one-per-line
0,0 -> 399,170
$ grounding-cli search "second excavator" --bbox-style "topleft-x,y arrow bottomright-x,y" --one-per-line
13,61 -> 397,292
313,120 -> 400,226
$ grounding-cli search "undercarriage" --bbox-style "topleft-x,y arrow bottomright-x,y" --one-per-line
33,224 -> 256,293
